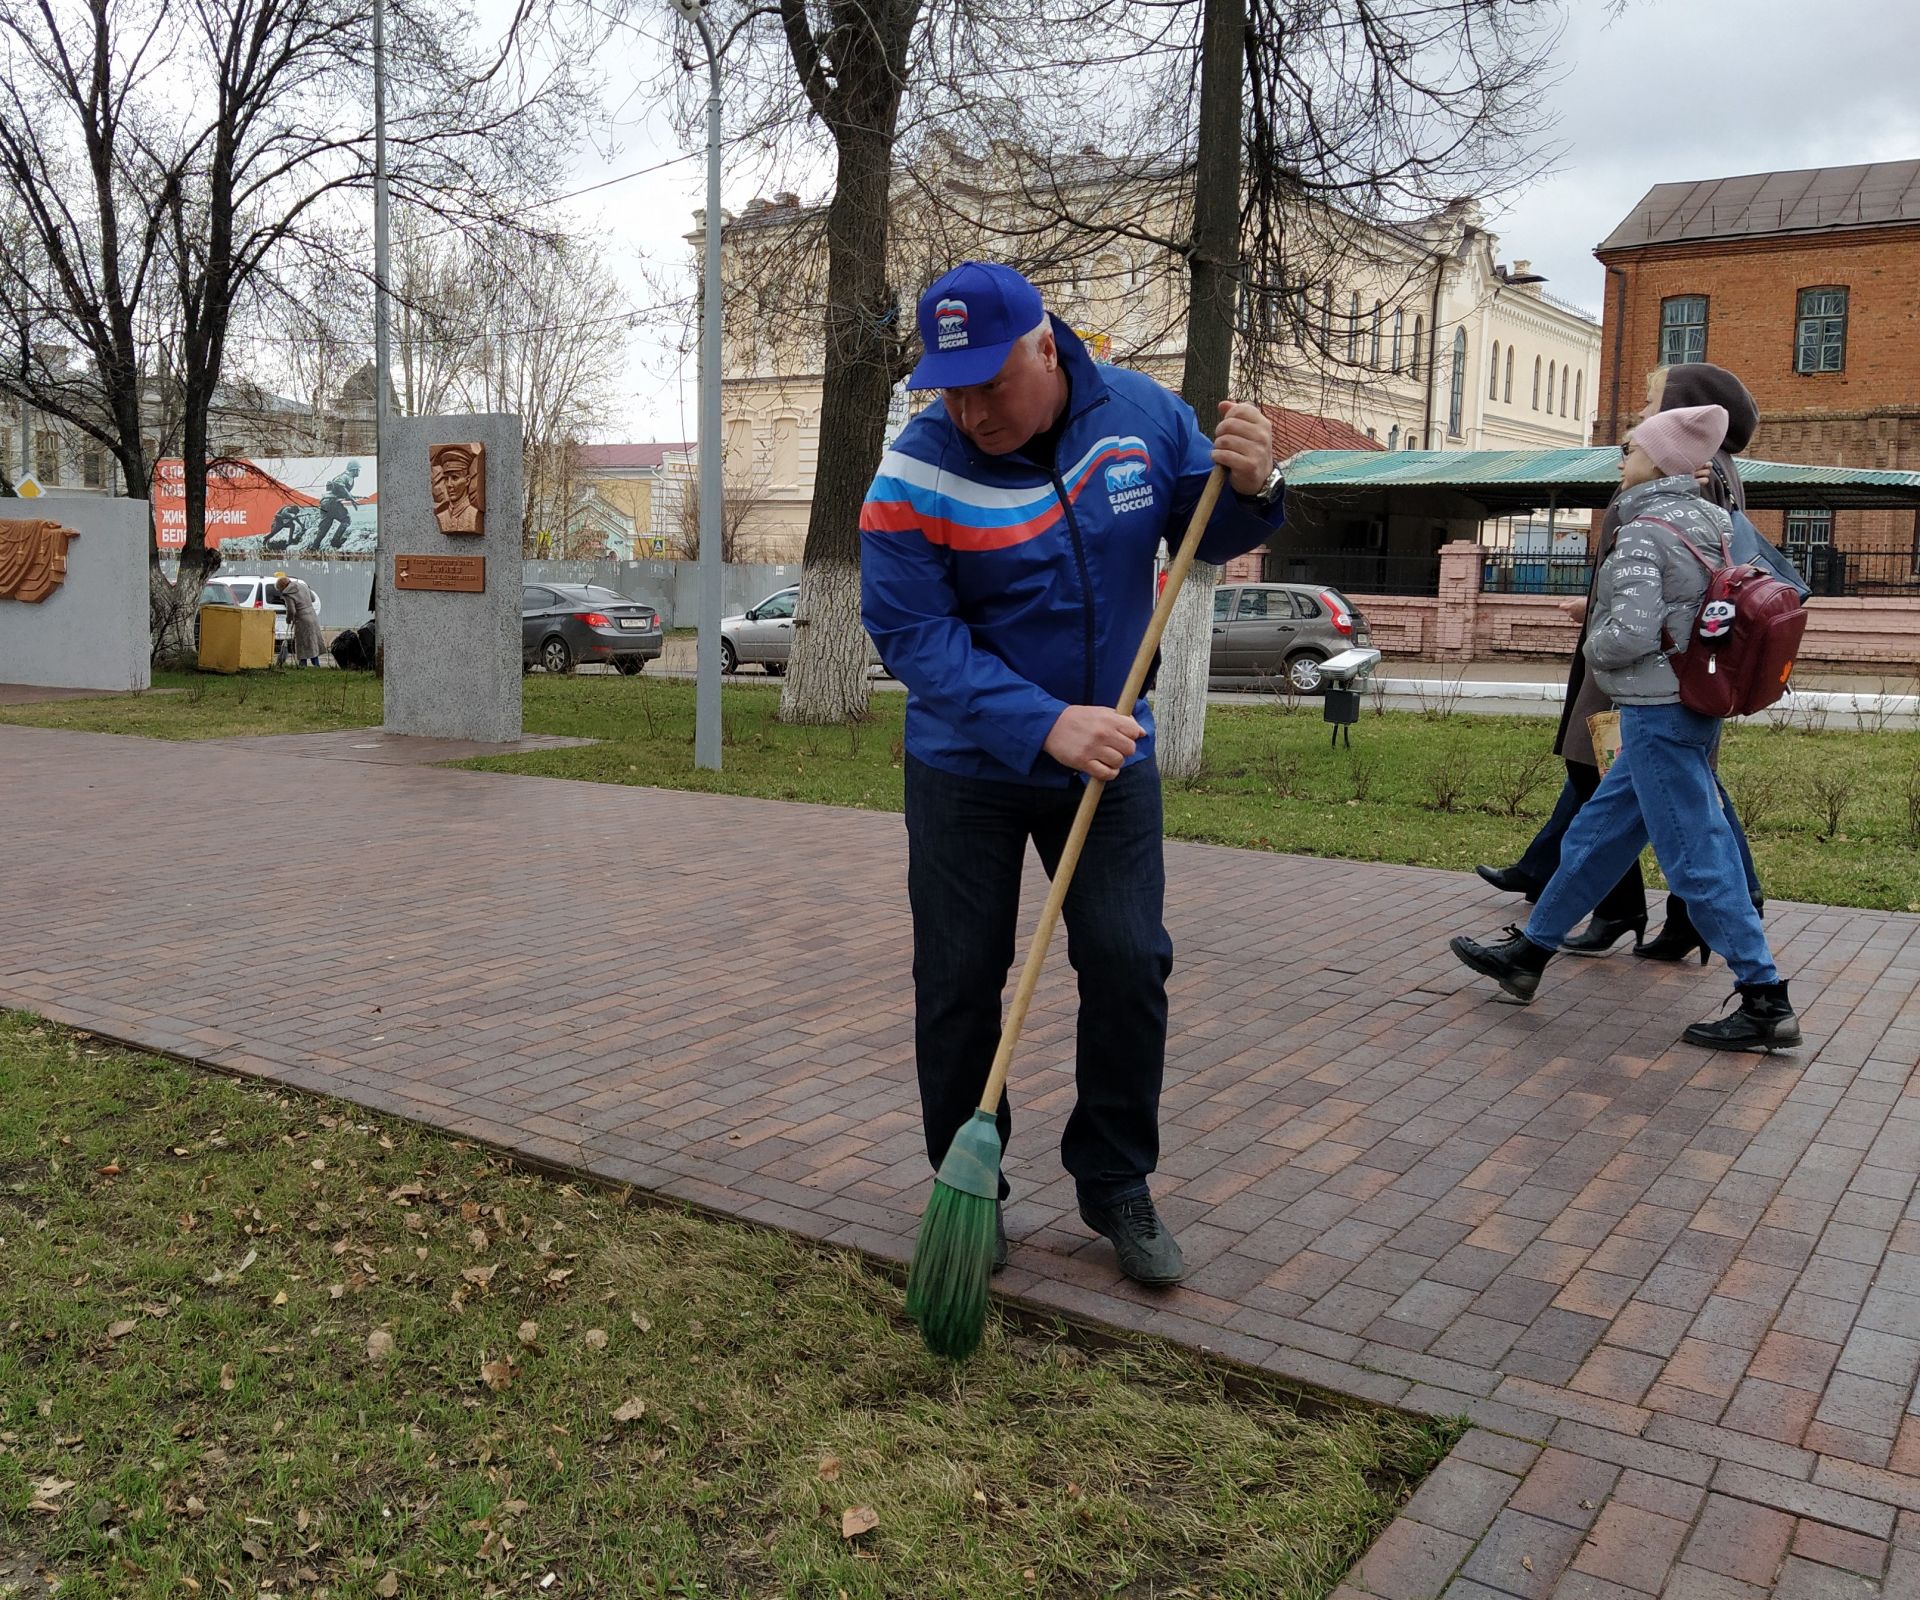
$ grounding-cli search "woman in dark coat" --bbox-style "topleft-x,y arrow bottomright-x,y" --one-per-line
1476,361 -> 1761,961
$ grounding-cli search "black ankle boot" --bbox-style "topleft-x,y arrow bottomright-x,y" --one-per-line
1560,912 -> 1649,956
1450,925 -> 1553,1003
1637,901 -> 1708,965
1475,863 -> 1541,897
1682,981 -> 1802,1053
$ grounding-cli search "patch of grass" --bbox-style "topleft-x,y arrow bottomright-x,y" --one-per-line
0,1013 -> 1456,1599
5,670 -> 1916,910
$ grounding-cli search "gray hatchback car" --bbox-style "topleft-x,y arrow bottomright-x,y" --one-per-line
1209,582 -> 1373,692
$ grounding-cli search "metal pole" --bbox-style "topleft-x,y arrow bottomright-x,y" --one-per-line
374,0 -> 391,483
693,10 -> 723,770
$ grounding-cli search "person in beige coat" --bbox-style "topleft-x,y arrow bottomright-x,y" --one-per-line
273,573 -> 323,666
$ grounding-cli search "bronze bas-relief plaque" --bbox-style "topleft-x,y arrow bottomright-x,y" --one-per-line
429,442 -> 485,535
395,554 -> 486,593
0,518 -> 80,603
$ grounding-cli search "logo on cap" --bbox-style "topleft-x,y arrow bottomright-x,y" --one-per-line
934,298 -> 969,350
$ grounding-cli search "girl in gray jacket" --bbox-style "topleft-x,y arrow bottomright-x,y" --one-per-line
1450,404 -> 1799,1053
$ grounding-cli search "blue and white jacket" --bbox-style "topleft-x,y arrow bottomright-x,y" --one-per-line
860,320 -> 1284,784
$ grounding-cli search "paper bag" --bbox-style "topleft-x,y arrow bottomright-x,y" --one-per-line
1588,710 -> 1622,773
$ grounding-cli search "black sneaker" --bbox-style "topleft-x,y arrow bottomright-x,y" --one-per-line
993,1202 -> 1008,1275
1079,1193 -> 1185,1286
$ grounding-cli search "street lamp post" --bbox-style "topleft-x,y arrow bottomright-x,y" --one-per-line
374,0 -> 390,504
675,0 -> 724,771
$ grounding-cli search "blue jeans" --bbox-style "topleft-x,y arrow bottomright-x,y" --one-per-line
1526,704 -> 1778,985
903,755 -> 1173,1205
1516,764 -> 1647,921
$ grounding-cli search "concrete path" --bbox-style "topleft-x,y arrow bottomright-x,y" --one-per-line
4,721 -> 1919,1598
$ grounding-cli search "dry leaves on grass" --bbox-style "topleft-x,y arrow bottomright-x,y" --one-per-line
582,1328 -> 607,1350
375,1572 -> 400,1597
28,1477 -> 76,1514
817,1455 -> 841,1483
105,1318 -> 138,1341
840,1506 -> 879,1540
611,1397 -> 647,1424
366,1329 -> 395,1363
461,1264 -> 499,1287
516,1320 -> 540,1347
479,1357 -> 515,1393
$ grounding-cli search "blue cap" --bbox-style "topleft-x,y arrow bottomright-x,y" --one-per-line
906,261 -> 1045,390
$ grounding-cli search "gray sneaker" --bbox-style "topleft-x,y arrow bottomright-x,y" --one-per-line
1079,1193 -> 1185,1285
993,1202 -> 1009,1274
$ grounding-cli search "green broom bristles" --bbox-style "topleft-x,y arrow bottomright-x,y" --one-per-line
906,1181 -> 997,1359
905,1108 -> 1003,1360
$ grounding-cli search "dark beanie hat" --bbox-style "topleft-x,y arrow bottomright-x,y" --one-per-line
1659,362 -> 1758,453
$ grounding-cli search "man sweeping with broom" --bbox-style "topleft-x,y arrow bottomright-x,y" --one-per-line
861,262 -> 1283,1326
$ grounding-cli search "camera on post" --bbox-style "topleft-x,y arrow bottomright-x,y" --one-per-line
1316,647 -> 1382,747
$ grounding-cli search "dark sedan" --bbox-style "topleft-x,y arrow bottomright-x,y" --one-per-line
521,583 -> 663,675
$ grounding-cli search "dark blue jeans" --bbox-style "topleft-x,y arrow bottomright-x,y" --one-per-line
1525,705 -> 1778,985
1516,763 -> 1647,922
903,755 -> 1173,1206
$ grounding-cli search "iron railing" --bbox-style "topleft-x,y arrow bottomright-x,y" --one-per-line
1479,549 -> 1593,597
1795,546 -> 1920,599
1263,549 -> 1442,598
1260,543 -> 1920,601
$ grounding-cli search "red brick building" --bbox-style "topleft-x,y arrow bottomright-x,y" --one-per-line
1593,160 -> 1920,586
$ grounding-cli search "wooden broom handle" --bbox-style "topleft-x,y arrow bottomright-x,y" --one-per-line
975,464 -> 1227,1118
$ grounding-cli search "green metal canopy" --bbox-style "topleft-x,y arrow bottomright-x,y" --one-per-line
1277,448 -> 1920,512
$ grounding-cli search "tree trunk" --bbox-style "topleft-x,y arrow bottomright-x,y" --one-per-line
777,116 -> 901,725
1157,0 -> 1248,780
149,551 -> 215,667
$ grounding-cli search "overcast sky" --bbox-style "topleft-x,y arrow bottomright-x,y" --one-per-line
562,0 -> 1920,443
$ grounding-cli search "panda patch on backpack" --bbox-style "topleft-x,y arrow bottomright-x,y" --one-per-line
1697,599 -> 1737,642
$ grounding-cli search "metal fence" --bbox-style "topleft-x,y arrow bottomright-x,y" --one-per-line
1478,549 -> 1593,597
1263,549 -> 1442,597
1797,546 -> 1920,599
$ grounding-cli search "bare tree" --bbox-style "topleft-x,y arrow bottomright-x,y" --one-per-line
663,456 -> 767,562
421,230 -> 635,548
659,0 -> 1140,725
993,0 -> 1562,774
0,0 -> 581,663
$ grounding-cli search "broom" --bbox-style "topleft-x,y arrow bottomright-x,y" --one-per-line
906,463 -> 1229,1360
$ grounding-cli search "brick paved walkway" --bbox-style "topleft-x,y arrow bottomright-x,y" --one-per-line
5,721 -> 1919,1599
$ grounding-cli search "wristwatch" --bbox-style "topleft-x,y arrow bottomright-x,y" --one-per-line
1241,462 -> 1284,509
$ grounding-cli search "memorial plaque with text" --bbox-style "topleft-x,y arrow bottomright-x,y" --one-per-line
395,554 -> 486,593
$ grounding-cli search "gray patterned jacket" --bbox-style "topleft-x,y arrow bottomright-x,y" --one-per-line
1583,475 -> 1731,706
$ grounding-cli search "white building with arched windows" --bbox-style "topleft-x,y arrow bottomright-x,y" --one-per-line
696,155 -> 1599,559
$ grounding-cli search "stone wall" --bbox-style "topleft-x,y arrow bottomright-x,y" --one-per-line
0,495 -> 150,692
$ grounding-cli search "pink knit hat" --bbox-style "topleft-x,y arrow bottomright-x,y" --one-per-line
1630,403 -> 1730,478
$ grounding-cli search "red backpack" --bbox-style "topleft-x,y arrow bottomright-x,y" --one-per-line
1643,517 -> 1808,718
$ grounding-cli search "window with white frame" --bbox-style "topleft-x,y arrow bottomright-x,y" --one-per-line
1489,342 -> 1501,400
1795,287 -> 1847,373
1391,309 -> 1404,372
1449,329 -> 1468,436
1782,508 -> 1833,577
1659,295 -> 1708,366
1504,346 -> 1514,402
